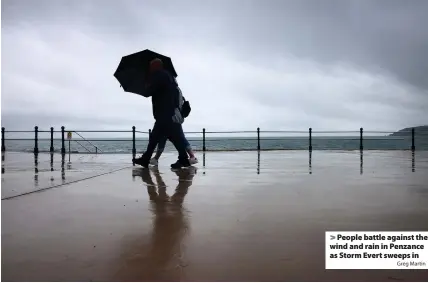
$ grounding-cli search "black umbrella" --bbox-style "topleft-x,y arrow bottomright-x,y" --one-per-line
113,49 -> 178,96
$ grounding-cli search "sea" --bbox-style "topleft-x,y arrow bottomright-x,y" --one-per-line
2,136 -> 427,154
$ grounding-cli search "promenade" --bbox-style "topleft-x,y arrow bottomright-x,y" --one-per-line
1,151 -> 428,281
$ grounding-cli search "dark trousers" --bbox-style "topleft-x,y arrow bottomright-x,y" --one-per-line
142,120 -> 189,163
157,125 -> 191,152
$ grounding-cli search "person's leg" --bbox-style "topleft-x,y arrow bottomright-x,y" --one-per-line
186,145 -> 198,164
167,123 -> 190,169
154,137 -> 167,160
179,130 -> 198,164
175,125 -> 192,157
182,137 -> 194,157
150,137 -> 167,166
133,121 -> 165,167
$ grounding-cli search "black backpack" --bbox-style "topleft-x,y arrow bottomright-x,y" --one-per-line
181,98 -> 191,118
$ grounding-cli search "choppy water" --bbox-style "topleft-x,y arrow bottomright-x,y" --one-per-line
2,136 -> 427,153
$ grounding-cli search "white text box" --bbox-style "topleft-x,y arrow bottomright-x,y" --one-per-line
325,231 -> 428,269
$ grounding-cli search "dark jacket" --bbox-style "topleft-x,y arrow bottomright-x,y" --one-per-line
142,69 -> 180,122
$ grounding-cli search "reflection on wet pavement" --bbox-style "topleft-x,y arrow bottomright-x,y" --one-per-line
1,150 -> 428,281
114,167 -> 196,281
1,152 -> 130,199
2,152 -> 5,174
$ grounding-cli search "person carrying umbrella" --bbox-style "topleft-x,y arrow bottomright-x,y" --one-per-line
132,58 -> 190,169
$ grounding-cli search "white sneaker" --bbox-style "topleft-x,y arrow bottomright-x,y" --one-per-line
149,158 -> 159,166
189,157 -> 198,165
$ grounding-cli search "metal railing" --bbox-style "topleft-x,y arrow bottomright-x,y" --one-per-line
0,126 -> 422,156
72,131 -> 103,154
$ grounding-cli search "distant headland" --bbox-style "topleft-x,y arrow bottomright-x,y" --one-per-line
389,125 -> 428,136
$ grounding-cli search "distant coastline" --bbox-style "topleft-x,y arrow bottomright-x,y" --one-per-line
389,125 -> 428,136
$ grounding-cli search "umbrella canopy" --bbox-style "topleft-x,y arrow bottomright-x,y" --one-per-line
113,49 -> 178,96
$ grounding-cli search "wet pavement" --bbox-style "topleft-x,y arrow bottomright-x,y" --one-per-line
1,150 -> 428,281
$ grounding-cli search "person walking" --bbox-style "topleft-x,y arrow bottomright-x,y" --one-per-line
132,58 -> 190,169
150,88 -> 198,166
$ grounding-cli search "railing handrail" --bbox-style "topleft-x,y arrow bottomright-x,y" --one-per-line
73,140 -> 93,154
1,129 -> 407,134
72,131 -> 103,153
3,136 -> 412,141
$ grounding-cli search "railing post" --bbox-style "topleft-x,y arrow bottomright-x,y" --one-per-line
1,127 -> 5,152
360,127 -> 363,151
411,127 -> 415,151
257,127 -> 260,151
309,128 -> 312,152
95,147 -> 98,154
203,128 -> 206,152
50,127 -> 54,153
132,126 -> 136,157
34,126 -> 39,154
61,126 -> 66,154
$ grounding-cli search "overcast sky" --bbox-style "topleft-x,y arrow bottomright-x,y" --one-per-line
1,0 -> 428,136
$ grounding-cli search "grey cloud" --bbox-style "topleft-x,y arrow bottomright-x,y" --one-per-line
4,0 -> 428,90
169,0 -> 428,91
1,0 -> 162,47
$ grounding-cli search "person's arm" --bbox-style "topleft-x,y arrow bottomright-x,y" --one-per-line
142,71 -> 167,98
